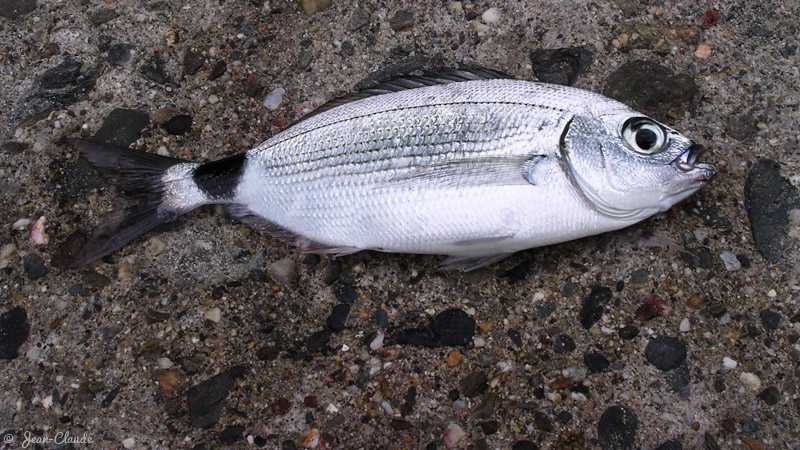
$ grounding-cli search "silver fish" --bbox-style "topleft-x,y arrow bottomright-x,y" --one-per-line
65,67 -> 715,271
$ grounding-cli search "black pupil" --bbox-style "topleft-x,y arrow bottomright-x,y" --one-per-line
635,128 -> 658,150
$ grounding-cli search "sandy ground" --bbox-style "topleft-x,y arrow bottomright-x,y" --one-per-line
1,0 -> 799,448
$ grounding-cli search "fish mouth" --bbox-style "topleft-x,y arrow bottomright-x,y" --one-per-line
671,143 -> 717,184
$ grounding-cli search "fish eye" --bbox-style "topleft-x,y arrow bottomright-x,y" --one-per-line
621,117 -> 668,155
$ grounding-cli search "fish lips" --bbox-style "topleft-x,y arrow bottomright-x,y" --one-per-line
670,143 -> 717,185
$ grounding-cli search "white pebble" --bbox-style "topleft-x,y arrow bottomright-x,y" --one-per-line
122,438 -> 136,449
718,312 -> 731,325
481,7 -> 500,24
194,240 -> 213,251
369,333 -> 384,351
719,251 -> 741,271
41,395 -> 53,409
12,218 -> 31,230
32,135 -> 48,152
471,21 -> 490,34
722,357 -> 738,369
740,372 -> 761,390
679,318 -> 691,332
204,307 -> 221,323
157,357 -> 173,369
325,403 -> 339,414
381,400 -> 393,415
268,257 -> 296,285
263,87 -> 286,110
767,289 -> 777,298
473,336 -> 486,348
208,94 -> 220,104
448,2 -> 463,14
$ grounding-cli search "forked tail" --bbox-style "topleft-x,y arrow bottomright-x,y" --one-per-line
62,139 -> 201,268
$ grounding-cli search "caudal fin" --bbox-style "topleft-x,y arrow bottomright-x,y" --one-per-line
60,139 -> 193,268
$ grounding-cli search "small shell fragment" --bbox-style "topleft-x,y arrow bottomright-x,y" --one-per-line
29,216 -> 49,245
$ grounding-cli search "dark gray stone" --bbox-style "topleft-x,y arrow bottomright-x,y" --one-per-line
350,7 -> 371,30
758,386 -> 780,406
459,370 -> 487,397
603,60 -> 697,121
726,110 -> 759,141
744,159 -> 800,262
665,363 -> 691,398
187,371 -> 235,428
598,405 -> 638,450
760,309 -> 781,330
389,10 -> 414,32
306,329 -> 331,353
326,304 -> 351,332
165,114 -> 192,135
655,438 -> 683,450
645,336 -> 686,371
141,64 -> 167,84
23,254 -> 48,280
580,286 -> 612,329
297,50 -> 313,70
89,7 -> 119,25
584,352 -> 610,373
741,419 -> 759,434
630,269 -> 649,284
553,334 -> 576,354
93,108 -> 150,147
0,307 -> 30,359
218,425 -> 245,444
0,0 -> 37,19
107,43 -> 132,67
37,58 -> 82,89
395,308 -> 475,348
530,47 -> 593,86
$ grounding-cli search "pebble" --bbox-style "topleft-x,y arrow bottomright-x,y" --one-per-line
597,405 -> 639,450
349,7 -> 370,30
389,10 -> 415,32
0,0 -> 36,19
554,334 -> 576,354
93,108 -> 150,147
204,307 -> 221,323
679,318 -> 691,332
694,43 -> 712,58
757,386 -> 780,406
395,309 -> 475,348
300,428 -> 319,448
107,43 -> 132,66
719,251 -> 741,271
267,257 -> 296,285
28,216 -> 49,245
159,370 -> 184,395
208,60 -> 227,80
207,94 -> 220,104
759,309 -> 781,330
326,304 -> 351,332
187,370 -> 236,427
183,50 -> 205,75
584,352 -> 610,373
89,7 -> 119,25
744,159 -> 800,262
0,243 -> 16,269
645,336 -> 687,371
219,426 -> 245,444
165,114 -> 193,135
580,286 -> 612,329
263,87 -> 286,110
603,60 -> 697,120
740,372 -> 762,391
23,254 -> 48,280
446,349 -> 462,367
481,7 -> 500,24
512,441 -> 537,450
141,64 -> 167,84
635,295 -> 672,321
306,329 -> 331,353
121,438 -> 135,449
441,423 -> 465,449
152,106 -> 181,125
459,370 -> 488,398
157,357 -> 173,369
0,307 -> 30,360
529,47 -> 593,86
654,438 -> 683,450
369,333 -> 384,350
299,0 -> 330,16
722,356 -> 737,369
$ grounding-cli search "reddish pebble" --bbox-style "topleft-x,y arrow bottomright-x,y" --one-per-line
635,295 -> 672,321
441,423 -> 465,449
272,397 -> 291,415
390,418 -> 413,430
702,8 -> 720,29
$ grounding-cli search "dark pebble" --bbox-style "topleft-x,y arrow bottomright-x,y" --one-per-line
395,308 -> 475,348
374,308 -> 389,328
758,386 -> 780,406
306,329 -> 331,353
529,47 -> 593,86
713,375 -> 725,392
0,307 -> 30,360
107,43 -> 132,66
584,352 -> 610,373
297,50 -> 313,70
272,397 -> 291,415
67,283 -> 89,297
89,7 -> 119,25
327,304 -> 351,332
499,259 -> 534,283
512,440 -> 538,450
183,50 -> 205,75
533,411 -> 553,432
741,419 -> 759,434
208,60 -> 227,80
580,286 -> 612,329
322,260 -> 342,285
141,64 -> 167,84
704,301 -> 727,318
243,74 -> 263,98
389,10 -> 414,32
187,371 -> 235,427
23,254 -> 48,280
507,328 -> 523,347
645,336 -> 686,371
630,269 -> 649,284
93,108 -> 150,147
459,370 -> 487,398
470,392 -> 497,420
747,26 -> 774,38
335,283 -> 357,303
219,426 -> 245,444
256,345 -> 279,361
744,159 -> 800,262
242,36 -> 260,49
597,405 -> 638,450
99,324 -> 122,341
665,364 -> 691,398
553,334 -> 576,354
37,58 -> 82,89
537,301 -> 557,318
557,411 -> 573,424
83,270 -> 110,290
618,324 -> 639,340
341,40 -> 355,56
726,110 -> 759,141
680,246 -> 714,270
165,114 -> 193,135
479,420 -> 498,435
401,385 -> 416,415
0,0 -> 37,19
447,389 -> 459,401
704,432 -> 721,450
760,309 -> 781,330
635,295 -> 671,322
254,436 -> 267,447
562,282 -> 578,298
654,438 -> 683,450
603,60 -> 697,121
390,418 -> 412,430
350,7 -> 371,30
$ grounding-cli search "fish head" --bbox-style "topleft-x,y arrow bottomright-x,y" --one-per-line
560,107 -> 716,221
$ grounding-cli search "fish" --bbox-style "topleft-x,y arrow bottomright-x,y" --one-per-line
63,67 -> 716,271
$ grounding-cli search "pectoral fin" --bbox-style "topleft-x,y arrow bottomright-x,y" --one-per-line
439,253 -> 514,272
384,156 -> 546,189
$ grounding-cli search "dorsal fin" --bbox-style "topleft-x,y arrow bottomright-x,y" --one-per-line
302,66 -> 515,119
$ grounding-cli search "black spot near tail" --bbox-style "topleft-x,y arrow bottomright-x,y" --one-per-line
193,153 -> 246,200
